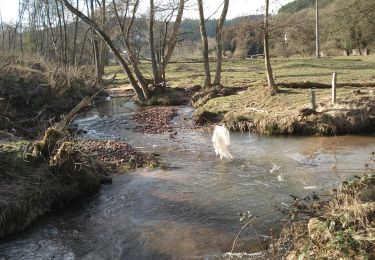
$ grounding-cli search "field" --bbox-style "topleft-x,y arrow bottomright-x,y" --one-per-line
105,55 -> 375,135
105,55 -> 375,88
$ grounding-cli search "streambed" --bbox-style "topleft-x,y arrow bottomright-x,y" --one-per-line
0,98 -> 374,259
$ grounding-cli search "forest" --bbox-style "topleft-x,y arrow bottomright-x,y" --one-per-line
0,0 -> 374,259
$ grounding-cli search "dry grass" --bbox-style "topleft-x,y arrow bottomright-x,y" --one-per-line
276,168 -> 375,259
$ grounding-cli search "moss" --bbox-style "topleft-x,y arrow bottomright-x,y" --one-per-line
32,128 -> 63,158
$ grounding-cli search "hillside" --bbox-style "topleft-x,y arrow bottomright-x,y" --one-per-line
279,0 -> 333,14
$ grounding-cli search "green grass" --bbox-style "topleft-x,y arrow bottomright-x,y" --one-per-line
105,55 -> 375,88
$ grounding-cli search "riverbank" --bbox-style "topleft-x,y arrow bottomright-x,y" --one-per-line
194,85 -> 375,135
0,56 -> 162,238
276,168 -> 375,259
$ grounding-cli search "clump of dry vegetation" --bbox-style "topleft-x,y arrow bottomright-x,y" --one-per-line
0,52 -> 99,138
277,165 -> 375,259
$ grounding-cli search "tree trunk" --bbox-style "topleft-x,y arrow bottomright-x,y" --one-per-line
112,0 -> 149,99
197,0 -> 211,88
71,0 -> 79,65
59,0 -> 146,101
214,0 -> 229,86
264,0 -> 277,94
158,0 -> 185,78
149,0 -> 161,85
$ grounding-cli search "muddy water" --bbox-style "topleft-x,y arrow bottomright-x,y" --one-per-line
0,99 -> 374,259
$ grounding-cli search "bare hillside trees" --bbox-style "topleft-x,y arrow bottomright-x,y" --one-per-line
60,0 -> 185,101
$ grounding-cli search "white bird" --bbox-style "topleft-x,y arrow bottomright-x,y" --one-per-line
212,124 -> 233,160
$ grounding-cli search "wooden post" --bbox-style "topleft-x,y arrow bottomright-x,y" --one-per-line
332,73 -> 337,104
315,0 -> 320,58
311,89 -> 317,109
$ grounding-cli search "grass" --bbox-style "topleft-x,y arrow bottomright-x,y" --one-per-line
105,55 -> 375,89
105,56 -> 375,135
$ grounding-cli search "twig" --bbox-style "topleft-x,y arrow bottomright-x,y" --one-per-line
0,63 -> 10,70
231,209 -> 279,253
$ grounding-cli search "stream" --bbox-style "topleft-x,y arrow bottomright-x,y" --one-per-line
0,98 -> 374,259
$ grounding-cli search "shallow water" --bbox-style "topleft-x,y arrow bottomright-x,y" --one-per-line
0,99 -> 374,259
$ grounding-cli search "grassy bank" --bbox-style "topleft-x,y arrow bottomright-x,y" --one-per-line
105,56 -> 375,135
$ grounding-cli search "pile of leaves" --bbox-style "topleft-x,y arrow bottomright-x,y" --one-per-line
78,139 -> 161,172
133,106 -> 178,134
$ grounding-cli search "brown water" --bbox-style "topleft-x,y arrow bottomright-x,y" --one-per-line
0,99 -> 374,259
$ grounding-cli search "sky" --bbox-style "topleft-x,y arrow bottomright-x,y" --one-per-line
0,0 -> 294,22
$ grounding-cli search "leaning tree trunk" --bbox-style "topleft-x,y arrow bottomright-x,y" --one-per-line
60,0 -> 146,101
264,0 -> 277,94
197,0 -> 211,88
112,0 -> 150,99
214,0 -> 229,86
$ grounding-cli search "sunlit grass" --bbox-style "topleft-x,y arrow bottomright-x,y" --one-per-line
105,55 -> 375,89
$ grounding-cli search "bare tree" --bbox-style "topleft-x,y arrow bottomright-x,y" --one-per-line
149,0 -> 185,86
59,0 -> 147,101
264,0 -> 277,94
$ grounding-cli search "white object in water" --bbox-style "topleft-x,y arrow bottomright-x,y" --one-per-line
105,96 -> 111,101
270,163 -> 280,173
212,124 -> 233,160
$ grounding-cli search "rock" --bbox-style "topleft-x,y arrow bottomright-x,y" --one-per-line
100,176 -> 112,185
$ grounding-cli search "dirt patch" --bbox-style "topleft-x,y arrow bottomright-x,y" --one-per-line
133,107 -> 178,134
78,139 -> 160,172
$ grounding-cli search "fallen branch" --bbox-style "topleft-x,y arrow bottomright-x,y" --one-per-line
57,87 -> 105,130
278,82 -> 375,89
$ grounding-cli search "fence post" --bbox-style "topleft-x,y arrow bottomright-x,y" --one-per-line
332,73 -> 337,104
311,89 -> 317,110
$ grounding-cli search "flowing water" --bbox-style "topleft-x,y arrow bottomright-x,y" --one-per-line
1,98 -> 374,259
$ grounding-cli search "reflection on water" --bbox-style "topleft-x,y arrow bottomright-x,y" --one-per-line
0,100 -> 374,259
